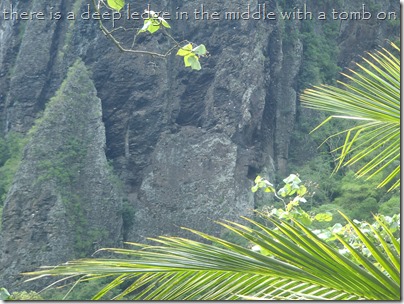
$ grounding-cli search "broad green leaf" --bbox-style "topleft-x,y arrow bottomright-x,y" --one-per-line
314,212 -> 333,222
107,0 -> 125,12
283,174 -> 301,184
278,184 -> 292,197
258,181 -> 266,188
187,55 -> 201,70
0,288 -> 11,300
139,20 -> 152,33
183,54 -> 192,67
147,24 -> 160,34
285,202 -> 296,212
193,44 -> 207,56
139,17 -> 164,34
254,176 -> 262,184
264,186 -> 274,193
177,44 -> 193,57
297,185 -> 307,196
251,185 -> 259,193
158,17 -> 171,28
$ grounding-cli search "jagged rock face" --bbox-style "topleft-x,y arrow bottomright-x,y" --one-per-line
0,0 -> 399,291
0,60 -> 123,289
133,127 -> 254,239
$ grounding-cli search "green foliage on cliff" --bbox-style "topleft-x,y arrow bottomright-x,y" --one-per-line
36,136 -> 87,186
289,38 -> 400,220
26,60 -> 117,257
0,132 -> 28,208
301,43 -> 400,190
298,20 -> 340,88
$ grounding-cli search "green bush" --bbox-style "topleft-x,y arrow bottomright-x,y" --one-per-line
332,171 -> 383,221
378,196 -> 400,216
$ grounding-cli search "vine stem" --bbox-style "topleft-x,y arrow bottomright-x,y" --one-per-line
91,0 -> 188,58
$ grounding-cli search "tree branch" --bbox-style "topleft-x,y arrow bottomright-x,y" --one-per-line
92,0 -> 181,58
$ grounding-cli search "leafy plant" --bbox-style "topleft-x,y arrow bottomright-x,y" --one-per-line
22,174 -> 400,300
24,210 -> 400,300
176,43 -> 207,71
106,0 -> 125,12
251,173 -> 399,266
138,10 -> 171,34
0,288 -> 11,300
252,174 -> 330,227
301,43 -> 400,191
92,0 -> 208,70
0,288 -> 43,300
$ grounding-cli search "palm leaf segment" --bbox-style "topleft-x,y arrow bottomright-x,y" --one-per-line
300,43 -> 400,191
25,214 -> 400,300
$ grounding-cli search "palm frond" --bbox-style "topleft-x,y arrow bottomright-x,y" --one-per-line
24,214 -> 400,300
300,43 -> 400,190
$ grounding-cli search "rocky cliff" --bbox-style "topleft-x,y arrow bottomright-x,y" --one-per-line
0,0 -> 399,290
0,59 -> 123,288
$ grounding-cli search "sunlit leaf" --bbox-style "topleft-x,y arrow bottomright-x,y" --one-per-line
183,54 -> 193,67
0,288 -> 11,300
283,174 -> 301,184
192,44 -> 207,56
147,24 -> 160,34
297,185 -> 307,196
186,55 -> 201,70
107,0 -> 125,12
138,20 -> 152,33
177,44 -> 193,57
158,17 -> 171,28
314,212 -> 333,222
251,185 -> 259,193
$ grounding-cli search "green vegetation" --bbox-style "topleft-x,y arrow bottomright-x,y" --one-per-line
0,132 -> 28,232
0,288 -> 43,300
24,60 -> 119,257
92,0 -> 207,70
298,19 -> 340,88
251,174 -> 399,257
0,132 -> 28,204
36,136 -> 87,185
24,208 -> 399,300
58,0 -> 83,60
9,290 -> 43,300
301,43 -> 400,190
0,1 -> 399,300
21,33 -> 400,301
29,62 -> 95,257
283,163 -> 399,223
331,172 -> 390,221
40,276 -> 120,300
20,178 -> 399,301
